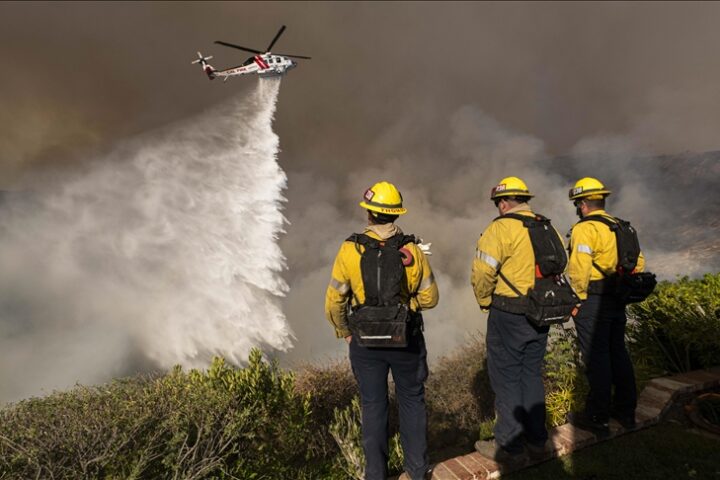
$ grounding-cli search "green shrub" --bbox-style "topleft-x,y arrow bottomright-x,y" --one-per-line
5,273 -> 715,479
478,417 -> 496,441
627,273 -> 720,373
543,326 -> 587,427
329,396 -> 404,479
294,359 -> 358,457
0,378 -> 155,480
0,350 -> 319,480
426,334 -> 494,449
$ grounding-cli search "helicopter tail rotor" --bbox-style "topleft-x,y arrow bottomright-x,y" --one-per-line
192,52 -> 216,79
191,51 -> 214,65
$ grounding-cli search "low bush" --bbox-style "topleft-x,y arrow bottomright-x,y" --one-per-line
543,326 -> 587,427
0,350 -> 320,480
2,274 -> 716,478
0,378 -> 155,480
294,359 -> 357,457
329,397 -> 404,479
425,334 -> 493,450
627,273 -> 720,373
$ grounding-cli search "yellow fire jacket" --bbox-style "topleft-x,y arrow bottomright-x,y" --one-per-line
324,227 -> 439,338
568,210 -> 646,300
471,204 -> 566,309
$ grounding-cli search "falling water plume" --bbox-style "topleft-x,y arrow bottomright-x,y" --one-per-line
0,78 -> 292,402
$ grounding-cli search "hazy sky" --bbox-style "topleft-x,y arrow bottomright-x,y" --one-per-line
4,2 -> 720,183
1,2 -> 719,372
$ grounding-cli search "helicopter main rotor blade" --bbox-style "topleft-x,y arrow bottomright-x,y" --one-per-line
214,41 -> 263,54
266,25 -> 286,52
275,53 -> 312,60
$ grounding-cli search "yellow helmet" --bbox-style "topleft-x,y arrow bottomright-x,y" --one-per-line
490,176 -> 534,200
568,177 -> 612,201
359,181 -> 407,215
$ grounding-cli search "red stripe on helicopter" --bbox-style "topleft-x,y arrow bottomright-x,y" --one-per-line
255,55 -> 269,69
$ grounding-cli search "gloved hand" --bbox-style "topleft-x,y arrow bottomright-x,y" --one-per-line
416,238 -> 432,256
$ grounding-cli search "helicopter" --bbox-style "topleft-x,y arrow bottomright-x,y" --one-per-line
192,25 -> 311,81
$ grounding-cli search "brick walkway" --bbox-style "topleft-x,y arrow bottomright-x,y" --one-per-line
409,367 -> 720,480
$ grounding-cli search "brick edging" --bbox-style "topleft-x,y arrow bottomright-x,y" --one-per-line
422,367 -> 720,480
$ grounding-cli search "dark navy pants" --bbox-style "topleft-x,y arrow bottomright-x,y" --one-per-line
349,333 -> 429,480
486,307 -> 549,453
574,294 -> 637,421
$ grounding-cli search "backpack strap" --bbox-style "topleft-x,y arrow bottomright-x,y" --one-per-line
346,233 -> 381,247
347,233 -> 416,251
346,233 -> 381,254
576,215 -> 616,276
498,270 -> 524,297
384,233 -> 417,250
494,212 -> 564,280
492,214 -> 533,296
493,212 -> 548,226
578,214 -> 620,230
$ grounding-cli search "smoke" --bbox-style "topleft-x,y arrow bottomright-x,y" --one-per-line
280,100 -> 720,365
1,3 -> 719,391
0,79 -> 292,402
280,105 -> 553,363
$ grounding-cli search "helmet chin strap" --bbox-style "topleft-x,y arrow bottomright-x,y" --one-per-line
576,205 -> 583,218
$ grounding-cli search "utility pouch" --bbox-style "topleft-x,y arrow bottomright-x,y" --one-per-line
525,277 -> 581,327
616,272 -> 657,304
587,277 -> 615,295
349,304 -> 410,348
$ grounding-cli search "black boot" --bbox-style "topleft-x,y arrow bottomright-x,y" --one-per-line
474,440 -> 527,467
568,411 -> 610,435
610,410 -> 637,429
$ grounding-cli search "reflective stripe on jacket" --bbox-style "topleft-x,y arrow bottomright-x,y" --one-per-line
568,210 -> 646,300
324,228 -> 439,338
471,204 -> 565,309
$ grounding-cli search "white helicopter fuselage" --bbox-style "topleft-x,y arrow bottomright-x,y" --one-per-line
206,53 -> 297,80
194,25 -> 309,81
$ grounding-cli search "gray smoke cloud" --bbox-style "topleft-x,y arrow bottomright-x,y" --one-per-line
1,3 -> 719,390
280,99 -> 720,364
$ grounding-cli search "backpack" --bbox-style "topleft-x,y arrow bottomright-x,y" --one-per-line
495,213 -> 581,327
578,215 -> 657,303
346,232 -> 418,347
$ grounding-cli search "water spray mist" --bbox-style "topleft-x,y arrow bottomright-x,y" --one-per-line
0,79 -> 292,402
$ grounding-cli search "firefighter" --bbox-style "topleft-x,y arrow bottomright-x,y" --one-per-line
567,177 -> 645,433
471,177 -> 555,462
325,181 -> 438,480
